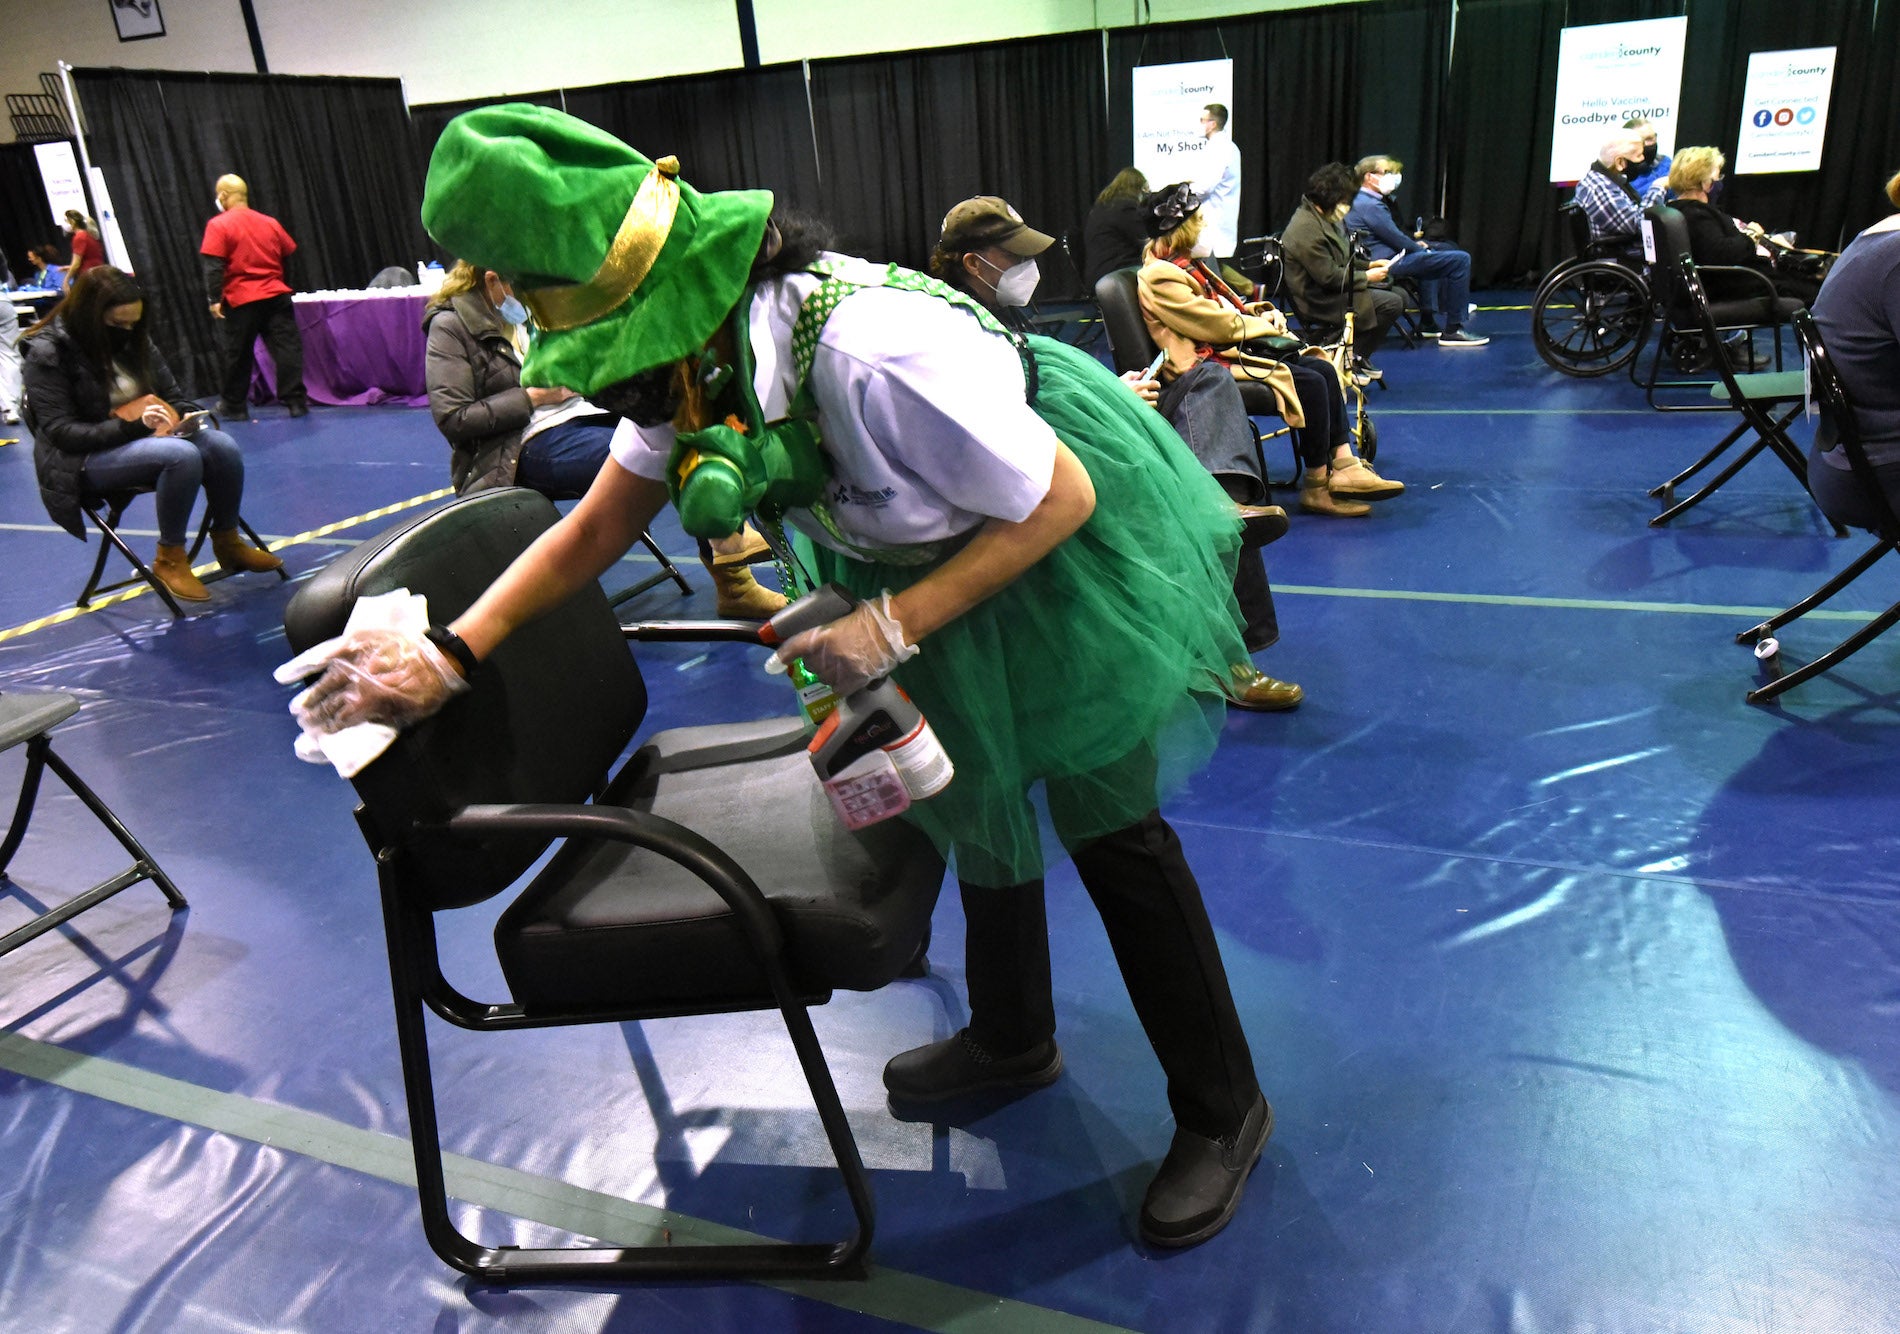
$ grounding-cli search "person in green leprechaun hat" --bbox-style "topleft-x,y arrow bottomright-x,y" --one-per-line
287,103 -> 1272,1250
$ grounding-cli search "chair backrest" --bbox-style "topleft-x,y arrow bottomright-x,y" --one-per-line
1646,205 -> 1692,313
283,488 -> 647,910
1794,308 -> 1899,534
1092,268 -> 1161,375
1561,200 -> 1592,258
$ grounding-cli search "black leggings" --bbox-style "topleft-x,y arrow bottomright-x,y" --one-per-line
1238,357 -> 1350,471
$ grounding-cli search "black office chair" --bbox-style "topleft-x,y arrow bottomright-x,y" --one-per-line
1649,258 -> 1841,534
0,692 -> 186,959
1092,267 -> 1296,483
1737,310 -> 1900,704
1639,205 -> 1805,412
280,488 -> 945,1283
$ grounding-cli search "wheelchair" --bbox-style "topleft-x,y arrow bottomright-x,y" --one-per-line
1530,202 -> 1654,378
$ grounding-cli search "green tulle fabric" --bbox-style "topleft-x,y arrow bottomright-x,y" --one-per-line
797,334 -> 1247,888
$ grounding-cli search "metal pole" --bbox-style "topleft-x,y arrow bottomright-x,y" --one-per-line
56,61 -> 100,223
803,59 -> 822,189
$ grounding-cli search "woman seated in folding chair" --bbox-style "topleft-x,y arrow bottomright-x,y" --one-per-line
1137,182 -> 1404,519
423,259 -> 782,616
1808,170 -> 1900,531
1670,147 -> 1826,307
22,266 -> 281,604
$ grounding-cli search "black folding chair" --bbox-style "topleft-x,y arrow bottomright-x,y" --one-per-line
0,692 -> 186,959
280,488 -> 944,1283
1737,310 -> 1900,704
1649,258 -> 1842,534
1092,268 -> 1295,483
75,487 -> 285,617
1638,205 -> 1804,412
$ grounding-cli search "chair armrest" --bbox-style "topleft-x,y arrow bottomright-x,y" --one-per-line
1696,263 -> 1780,304
622,618 -> 769,644
436,802 -> 786,957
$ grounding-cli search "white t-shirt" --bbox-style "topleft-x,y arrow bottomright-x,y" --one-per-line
1193,133 -> 1243,259
610,254 -> 1058,554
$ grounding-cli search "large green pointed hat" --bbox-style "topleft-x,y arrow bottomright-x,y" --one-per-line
422,103 -> 773,393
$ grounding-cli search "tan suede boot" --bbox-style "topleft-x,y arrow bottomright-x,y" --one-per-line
211,527 -> 284,574
1298,476 -> 1371,517
708,562 -> 788,619
152,545 -> 212,602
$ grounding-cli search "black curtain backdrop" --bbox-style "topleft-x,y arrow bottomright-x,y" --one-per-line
0,142 -> 58,283
71,70 -> 428,395
808,33 -> 1110,288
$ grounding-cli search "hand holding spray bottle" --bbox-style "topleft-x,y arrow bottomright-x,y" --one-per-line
760,584 -> 954,830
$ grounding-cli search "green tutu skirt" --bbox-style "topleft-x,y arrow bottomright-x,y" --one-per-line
802,335 -> 1247,887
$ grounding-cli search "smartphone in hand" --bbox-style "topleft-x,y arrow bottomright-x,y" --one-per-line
173,411 -> 212,436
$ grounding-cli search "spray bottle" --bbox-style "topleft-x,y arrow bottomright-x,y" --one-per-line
760,584 -> 955,830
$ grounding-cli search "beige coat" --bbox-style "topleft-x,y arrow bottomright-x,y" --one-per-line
1137,256 -> 1303,427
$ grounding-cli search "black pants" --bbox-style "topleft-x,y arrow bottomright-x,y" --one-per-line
959,810 -> 1260,1139
220,293 -> 305,411
1280,358 -> 1351,472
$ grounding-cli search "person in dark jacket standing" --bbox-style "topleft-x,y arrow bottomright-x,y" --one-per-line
21,266 -> 280,604
201,174 -> 307,419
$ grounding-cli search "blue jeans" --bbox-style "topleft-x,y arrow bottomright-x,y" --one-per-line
81,427 -> 244,547
514,420 -> 615,499
1390,245 -> 1472,326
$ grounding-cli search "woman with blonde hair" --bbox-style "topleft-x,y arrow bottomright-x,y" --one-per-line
1668,145 -> 1821,304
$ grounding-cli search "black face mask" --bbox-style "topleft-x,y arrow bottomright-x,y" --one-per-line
106,327 -> 136,353
590,363 -> 681,426
1642,142 -> 1659,167
1708,177 -> 1725,202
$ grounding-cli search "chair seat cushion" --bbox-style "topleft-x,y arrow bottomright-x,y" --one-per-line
495,716 -> 946,1015
1711,370 -> 1805,403
0,692 -> 79,751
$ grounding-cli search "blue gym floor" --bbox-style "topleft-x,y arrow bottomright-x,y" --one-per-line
2,300 -> 1897,1333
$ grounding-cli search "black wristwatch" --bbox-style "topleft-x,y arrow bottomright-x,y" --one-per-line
423,624 -> 480,677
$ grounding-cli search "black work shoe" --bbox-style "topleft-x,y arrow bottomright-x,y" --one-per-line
286,400 -> 310,418
1139,1093 -> 1273,1248
214,400 -> 250,421
883,1028 -> 1063,1103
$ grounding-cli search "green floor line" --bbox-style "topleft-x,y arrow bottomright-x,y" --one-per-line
0,1030 -> 1131,1334
1275,583 -> 1878,622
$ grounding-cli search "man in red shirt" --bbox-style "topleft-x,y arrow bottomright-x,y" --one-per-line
201,174 -> 307,418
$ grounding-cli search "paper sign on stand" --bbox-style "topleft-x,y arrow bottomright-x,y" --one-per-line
1131,59 -> 1234,192
1733,47 -> 1836,175
87,168 -> 133,271
1547,17 -> 1688,184
33,141 -> 88,225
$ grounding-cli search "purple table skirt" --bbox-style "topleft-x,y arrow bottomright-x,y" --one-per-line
252,293 -> 429,407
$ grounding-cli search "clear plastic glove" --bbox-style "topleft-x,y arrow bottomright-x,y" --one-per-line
772,591 -> 917,697
277,627 -> 470,734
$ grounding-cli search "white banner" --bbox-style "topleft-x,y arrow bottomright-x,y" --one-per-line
1548,17 -> 1688,184
33,141 -> 88,226
87,167 -> 133,272
1131,59 -> 1233,190
1733,47 -> 1836,174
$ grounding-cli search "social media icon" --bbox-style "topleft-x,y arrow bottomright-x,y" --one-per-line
1753,109 -> 1772,128
1773,107 -> 1794,126
1796,106 -> 1816,125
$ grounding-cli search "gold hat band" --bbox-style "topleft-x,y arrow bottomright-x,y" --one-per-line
520,155 -> 682,332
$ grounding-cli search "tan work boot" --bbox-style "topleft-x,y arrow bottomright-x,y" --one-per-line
1224,664 -> 1303,711
1298,476 -> 1371,517
152,545 -> 211,602
1329,455 -> 1404,499
708,562 -> 788,619
211,527 -> 284,573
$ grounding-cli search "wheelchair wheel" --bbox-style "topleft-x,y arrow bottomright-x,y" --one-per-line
1532,259 -> 1651,377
